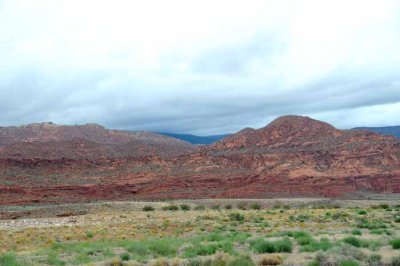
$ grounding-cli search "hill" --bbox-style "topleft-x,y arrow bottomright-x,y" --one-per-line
1,116 -> 399,205
0,122 -> 195,159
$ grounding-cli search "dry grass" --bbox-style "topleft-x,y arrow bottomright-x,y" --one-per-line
0,199 -> 399,265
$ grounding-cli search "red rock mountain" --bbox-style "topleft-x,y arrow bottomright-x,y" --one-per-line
1,116 -> 399,205
0,122 -> 195,159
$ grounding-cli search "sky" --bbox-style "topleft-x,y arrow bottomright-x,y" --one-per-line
0,0 -> 400,135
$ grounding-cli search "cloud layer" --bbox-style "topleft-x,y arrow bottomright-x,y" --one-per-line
1,0 -> 400,134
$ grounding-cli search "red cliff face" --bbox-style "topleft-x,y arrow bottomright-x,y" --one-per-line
0,116 -> 399,205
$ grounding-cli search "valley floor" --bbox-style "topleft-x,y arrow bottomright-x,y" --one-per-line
0,198 -> 400,266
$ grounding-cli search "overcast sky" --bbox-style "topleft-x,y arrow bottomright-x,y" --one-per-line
1,0 -> 399,134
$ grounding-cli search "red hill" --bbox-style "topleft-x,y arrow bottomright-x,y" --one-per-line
1,116 -> 400,205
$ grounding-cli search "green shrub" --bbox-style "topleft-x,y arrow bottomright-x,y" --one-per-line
395,216 -> 400,223
147,238 -> 180,257
237,202 -> 248,210
390,239 -> 400,249
184,244 -> 218,257
250,238 -> 292,253
85,231 -> 94,238
343,236 -> 366,248
369,229 -> 391,235
194,205 -> 205,211
250,202 -> 261,210
180,204 -> 191,211
351,229 -> 362,236
291,231 -> 314,246
143,205 -> 155,211
44,251 -> 65,266
162,205 -> 179,211
340,259 -> 359,266
120,253 -> 130,261
358,210 -> 367,215
211,204 -> 220,210
0,253 -> 22,266
379,203 -> 389,209
229,212 -> 244,222
300,238 -> 333,252
225,204 -> 232,210
128,241 -> 150,256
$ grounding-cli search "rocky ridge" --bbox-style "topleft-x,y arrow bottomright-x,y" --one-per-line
1,116 -> 399,205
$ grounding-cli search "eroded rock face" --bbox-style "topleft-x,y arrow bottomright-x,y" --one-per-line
0,116 -> 400,205
0,123 -> 195,159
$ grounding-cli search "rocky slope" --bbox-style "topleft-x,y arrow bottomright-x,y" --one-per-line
0,122 -> 195,159
1,116 -> 400,205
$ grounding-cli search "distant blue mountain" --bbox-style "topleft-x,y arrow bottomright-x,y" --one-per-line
353,126 -> 400,138
159,133 -> 230,144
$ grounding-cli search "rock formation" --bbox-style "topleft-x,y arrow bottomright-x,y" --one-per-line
1,116 -> 399,205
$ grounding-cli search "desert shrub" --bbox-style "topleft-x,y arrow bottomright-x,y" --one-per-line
367,254 -> 382,266
229,254 -> 254,266
212,252 -> 233,266
357,219 -> 387,230
44,251 -> 65,266
85,231 -> 94,238
333,245 -> 365,261
237,202 -> 248,210
358,210 -> 367,215
391,257 -> 400,266
250,238 -> 292,253
147,238 -> 180,257
229,212 -> 244,222
296,214 -> 311,222
340,259 -> 359,266
128,241 -> 150,258
343,236 -> 367,248
395,216 -> 400,223
272,201 -> 282,209
211,204 -> 220,210
369,229 -> 391,235
379,203 -> 389,209
187,258 -> 202,266
0,253 -> 22,266
162,205 -> 179,211
194,205 -> 205,211
291,231 -> 314,246
120,252 -> 130,261
258,254 -> 283,265
308,252 -> 330,266
300,238 -> 333,252
184,244 -> 219,257
250,202 -> 261,210
225,204 -> 232,210
143,205 -> 155,211
390,239 -> 400,249
351,229 -> 362,236
180,204 -> 191,211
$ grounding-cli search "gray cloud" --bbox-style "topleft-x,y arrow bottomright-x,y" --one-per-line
0,0 -> 400,135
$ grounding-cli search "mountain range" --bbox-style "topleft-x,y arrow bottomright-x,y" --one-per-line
0,115 -> 399,205
159,126 -> 400,145
353,126 -> 400,138
159,132 -> 230,145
